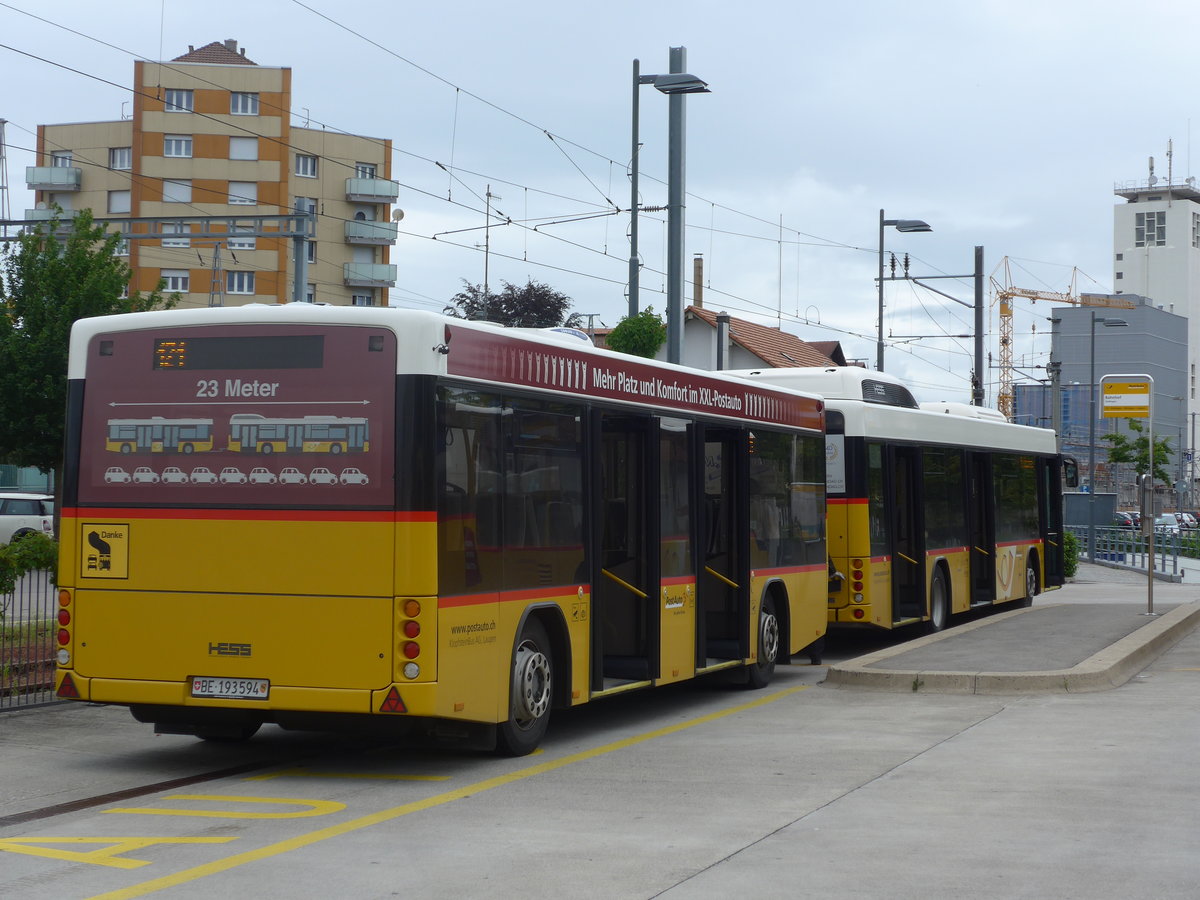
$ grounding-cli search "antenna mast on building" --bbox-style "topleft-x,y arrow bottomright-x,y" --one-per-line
0,119 -> 11,238
208,243 -> 225,307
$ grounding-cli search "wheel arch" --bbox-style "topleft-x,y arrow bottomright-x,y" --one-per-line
514,603 -> 572,709
759,578 -> 791,660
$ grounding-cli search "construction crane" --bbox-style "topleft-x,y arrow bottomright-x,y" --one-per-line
990,256 -> 1135,419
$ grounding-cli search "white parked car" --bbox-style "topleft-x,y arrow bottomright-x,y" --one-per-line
339,467 -> 369,485
248,467 -> 277,485
161,466 -> 189,484
279,467 -> 307,485
104,467 -> 131,484
0,493 -> 54,543
132,466 -> 160,484
219,467 -> 247,485
309,467 -> 338,485
190,467 -> 218,485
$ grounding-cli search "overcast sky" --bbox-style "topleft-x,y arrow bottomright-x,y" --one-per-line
1,0 -> 1193,401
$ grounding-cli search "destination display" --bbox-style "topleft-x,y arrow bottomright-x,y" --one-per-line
153,335 -> 325,370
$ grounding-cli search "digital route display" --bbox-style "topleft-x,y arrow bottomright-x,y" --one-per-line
153,335 -> 325,370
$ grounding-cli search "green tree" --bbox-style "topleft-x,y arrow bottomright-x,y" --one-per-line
444,278 -> 581,328
1102,419 -> 1172,485
606,307 -> 666,359
0,209 -> 174,483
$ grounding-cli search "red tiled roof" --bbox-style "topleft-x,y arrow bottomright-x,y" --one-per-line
172,41 -> 257,66
686,307 -> 836,368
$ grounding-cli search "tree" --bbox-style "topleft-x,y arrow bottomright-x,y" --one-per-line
1102,419 -> 1172,485
606,307 -> 666,359
443,278 -> 581,328
0,210 -> 174,482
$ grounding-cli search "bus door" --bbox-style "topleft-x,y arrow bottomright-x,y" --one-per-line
591,412 -> 660,689
286,423 -> 305,451
967,452 -> 997,604
136,423 -> 154,452
696,427 -> 749,667
887,445 -> 924,623
1040,456 -> 1065,588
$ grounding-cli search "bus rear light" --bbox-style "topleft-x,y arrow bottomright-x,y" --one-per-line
58,590 -> 71,607
403,641 -> 420,659
403,620 -> 420,638
853,593 -> 864,603
852,581 -> 863,592
57,629 -> 70,646
403,662 -> 420,679
404,599 -> 421,618
57,609 -> 71,626
852,608 -> 865,619
57,673 -> 80,699
852,559 -> 863,569
57,649 -> 71,666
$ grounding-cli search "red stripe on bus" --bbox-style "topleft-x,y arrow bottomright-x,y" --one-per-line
439,585 -> 590,609
752,564 -> 827,577
62,507 -> 436,523
926,546 -> 969,555
996,539 -> 1043,548
827,497 -> 867,505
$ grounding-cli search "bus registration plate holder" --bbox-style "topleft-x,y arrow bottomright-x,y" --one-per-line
190,676 -> 270,700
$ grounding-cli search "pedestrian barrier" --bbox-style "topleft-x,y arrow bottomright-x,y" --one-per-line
1067,525 -> 1184,579
0,568 -> 57,710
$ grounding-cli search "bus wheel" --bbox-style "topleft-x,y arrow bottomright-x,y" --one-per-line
927,570 -> 949,634
330,443 -> 342,455
120,443 -> 132,454
260,444 -> 273,455
181,443 -> 193,454
1019,560 -> 1038,608
746,596 -> 779,689
496,618 -> 553,756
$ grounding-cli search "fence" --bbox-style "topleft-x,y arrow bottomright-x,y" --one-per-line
1,568 -> 57,709
1066,525 -> 1187,578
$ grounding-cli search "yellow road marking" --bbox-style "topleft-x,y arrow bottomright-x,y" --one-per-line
0,838 -> 236,870
104,795 -> 345,820
87,685 -> 807,899
244,768 -> 451,782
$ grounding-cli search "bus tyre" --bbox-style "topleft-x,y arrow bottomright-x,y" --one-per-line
496,618 -> 553,756
1019,560 -> 1038,608
181,443 -> 193,454
260,444 -> 273,455
927,569 -> 949,634
746,596 -> 779,689
120,443 -> 132,454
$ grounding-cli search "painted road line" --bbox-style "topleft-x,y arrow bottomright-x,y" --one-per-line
86,685 -> 808,900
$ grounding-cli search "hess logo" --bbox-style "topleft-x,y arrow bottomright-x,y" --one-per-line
208,642 -> 252,657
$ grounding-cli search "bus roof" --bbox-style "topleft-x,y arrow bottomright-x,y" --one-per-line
70,304 -> 825,432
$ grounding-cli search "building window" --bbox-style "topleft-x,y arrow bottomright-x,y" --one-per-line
162,269 -> 190,292
164,89 -> 193,112
163,179 -> 192,203
107,190 -> 131,214
306,283 -> 316,303
1193,213 -> 1200,249
109,147 -> 132,170
51,151 -> 72,167
162,222 -> 191,248
228,181 -> 257,205
114,238 -> 130,257
1135,211 -> 1166,247
164,134 -> 192,158
229,136 -> 258,161
228,225 -> 255,250
306,240 -> 316,264
355,162 -> 376,179
230,92 -> 259,115
227,271 -> 255,294
351,293 -> 374,307
1115,272 -> 1123,280
294,196 -> 317,215
295,154 -> 318,178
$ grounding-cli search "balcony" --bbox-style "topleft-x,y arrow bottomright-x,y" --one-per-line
345,177 -> 400,203
26,166 -> 82,191
344,219 -> 398,245
23,207 -> 58,222
343,262 -> 397,287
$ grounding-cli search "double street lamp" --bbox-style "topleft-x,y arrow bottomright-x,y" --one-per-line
1087,311 -> 1129,562
628,50 -> 709,364
876,210 -> 932,373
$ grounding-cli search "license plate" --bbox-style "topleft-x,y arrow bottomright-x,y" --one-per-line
190,676 -> 269,700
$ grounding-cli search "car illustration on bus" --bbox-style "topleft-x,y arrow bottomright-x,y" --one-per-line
248,467 -> 277,485
161,466 -> 189,484
219,467 -> 247,485
103,466 -> 131,484
309,467 -> 338,485
189,467 -> 218,485
132,466 -> 160,484
278,467 -> 307,485
339,467 -> 369,485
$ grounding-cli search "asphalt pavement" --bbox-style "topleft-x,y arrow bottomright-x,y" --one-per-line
826,560 -> 1200,693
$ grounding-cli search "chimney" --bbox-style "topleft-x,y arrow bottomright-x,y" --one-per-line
188,45 -> 194,52
693,254 -> 703,309
224,39 -> 238,53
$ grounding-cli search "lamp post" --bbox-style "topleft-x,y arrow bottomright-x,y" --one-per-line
1087,311 -> 1129,562
876,210 -> 932,372
627,51 -> 709,361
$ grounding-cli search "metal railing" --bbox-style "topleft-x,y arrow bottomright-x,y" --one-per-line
1067,525 -> 1186,578
1,569 -> 57,709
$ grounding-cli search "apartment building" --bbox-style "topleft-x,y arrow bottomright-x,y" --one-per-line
26,39 -> 398,307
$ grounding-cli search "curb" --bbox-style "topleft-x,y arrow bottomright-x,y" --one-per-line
823,601 -> 1200,694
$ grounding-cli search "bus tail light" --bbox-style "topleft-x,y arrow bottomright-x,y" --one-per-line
403,641 -> 420,659
56,590 -> 73,661
852,608 -> 865,619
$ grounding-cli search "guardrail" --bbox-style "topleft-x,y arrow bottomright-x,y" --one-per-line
1067,525 -> 1187,578
1,569 -> 56,709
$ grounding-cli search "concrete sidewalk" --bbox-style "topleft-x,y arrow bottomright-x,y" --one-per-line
825,563 -> 1200,694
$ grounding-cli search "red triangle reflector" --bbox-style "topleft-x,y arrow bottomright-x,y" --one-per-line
57,673 -> 80,699
379,686 -> 407,713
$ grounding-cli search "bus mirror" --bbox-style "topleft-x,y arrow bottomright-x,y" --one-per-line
1062,456 -> 1079,488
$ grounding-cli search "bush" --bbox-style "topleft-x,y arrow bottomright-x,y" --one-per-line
1063,531 -> 1079,578
0,532 -> 57,601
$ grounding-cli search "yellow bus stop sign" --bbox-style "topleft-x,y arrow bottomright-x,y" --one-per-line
1101,379 -> 1151,418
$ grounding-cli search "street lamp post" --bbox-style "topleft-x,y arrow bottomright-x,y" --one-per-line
876,210 -> 932,372
627,52 -> 709,349
1087,311 -> 1129,562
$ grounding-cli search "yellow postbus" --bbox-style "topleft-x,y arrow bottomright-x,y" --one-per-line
56,306 -> 827,754
731,367 -> 1068,632
104,417 -> 215,454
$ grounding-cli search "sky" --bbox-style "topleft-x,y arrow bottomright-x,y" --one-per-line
1,0 -> 1195,402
